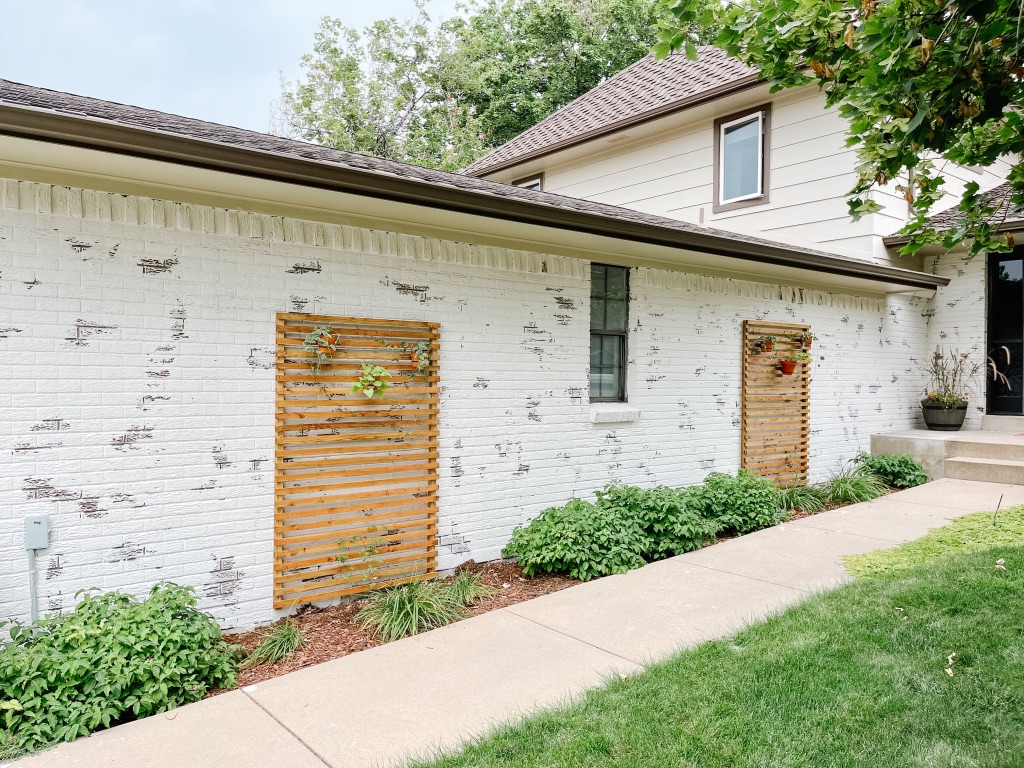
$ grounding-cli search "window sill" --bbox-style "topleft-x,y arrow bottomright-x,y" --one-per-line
589,402 -> 640,424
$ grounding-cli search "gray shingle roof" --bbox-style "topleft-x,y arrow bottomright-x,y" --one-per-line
0,77 -> 946,289
924,182 -> 1023,230
464,47 -> 757,176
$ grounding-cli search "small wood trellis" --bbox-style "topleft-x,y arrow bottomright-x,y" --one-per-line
740,320 -> 811,487
274,312 -> 440,609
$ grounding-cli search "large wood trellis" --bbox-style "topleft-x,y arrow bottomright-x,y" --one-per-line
274,313 -> 440,609
740,320 -> 811,487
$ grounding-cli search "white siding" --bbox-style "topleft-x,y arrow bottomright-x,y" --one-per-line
534,86 -> 1008,266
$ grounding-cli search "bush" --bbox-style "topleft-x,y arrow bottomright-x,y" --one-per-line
502,499 -> 647,580
595,484 -> 718,558
241,620 -> 306,668
853,452 -> 929,488
355,580 -> 465,642
0,582 -> 238,753
821,465 -> 887,505
687,470 -> 785,535
778,483 -> 828,514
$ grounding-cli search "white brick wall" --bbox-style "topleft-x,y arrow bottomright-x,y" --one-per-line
925,251 -> 987,429
0,180 -> 932,630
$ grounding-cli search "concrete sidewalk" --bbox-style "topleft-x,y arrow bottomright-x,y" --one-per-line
15,479 -> 1024,768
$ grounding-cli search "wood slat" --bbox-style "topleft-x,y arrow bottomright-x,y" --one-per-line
275,313 -> 440,607
740,319 -> 811,487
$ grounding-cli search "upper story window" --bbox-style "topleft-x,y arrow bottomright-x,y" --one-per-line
713,104 -> 771,212
512,174 -> 543,192
590,263 -> 629,402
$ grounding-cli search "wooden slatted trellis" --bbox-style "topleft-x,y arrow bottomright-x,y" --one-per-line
275,313 -> 440,609
740,320 -> 811,487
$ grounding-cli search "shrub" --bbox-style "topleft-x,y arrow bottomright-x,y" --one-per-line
502,499 -> 647,580
778,484 -> 827,514
853,452 -> 929,488
355,580 -> 465,642
447,571 -> 496,605
821,466 -> 887,505
595,484 -> 718,558
687,469 -> 785,535
0,582 -> 238,752
241,620 -> 306,668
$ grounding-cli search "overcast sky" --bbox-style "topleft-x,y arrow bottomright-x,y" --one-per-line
0,1 -> 459,132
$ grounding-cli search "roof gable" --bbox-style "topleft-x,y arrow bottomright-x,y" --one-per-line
464,47 -> 757,176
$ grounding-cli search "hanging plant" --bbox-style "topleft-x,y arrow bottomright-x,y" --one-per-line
753,335 -> 777,353
779,350 -> 813,376
799,331 -> 816,350
303,326 -> 337,375
408,339 -> 433,382
351,364 -> 392,399
379,338 -> 434,382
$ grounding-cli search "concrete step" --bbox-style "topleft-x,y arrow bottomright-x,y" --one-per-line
945,438 -> 1024,462
943,456 -> 1024,485
981,415 -> 1024,433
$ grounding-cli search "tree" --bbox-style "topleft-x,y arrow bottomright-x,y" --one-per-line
277,0 -> 715,171
658,0 -> 1024,260
276,3 -> 487,172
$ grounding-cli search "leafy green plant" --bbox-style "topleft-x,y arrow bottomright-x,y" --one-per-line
241,621 -> 306,668
350,364 -> 392,399
595,484 -> 718,558
821,465 -> 887,505
686,469 -> 784,535
355,580 -> 465,642
853,452 -> 929,489
0,582 -> 238,753
786,350 -> 813,363
753,334 -> 777,353
447,571 -> 496,606
302,325 -> 337,375
502,499 -> 647,581
777,484 -> 827,514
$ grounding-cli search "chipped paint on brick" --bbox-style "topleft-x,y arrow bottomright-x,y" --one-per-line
286,261 -> 322,274
65,319 -> 117,347
138,257 -> 179,275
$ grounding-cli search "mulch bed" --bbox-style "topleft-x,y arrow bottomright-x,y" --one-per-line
217,493 -> 886,692
217,561 -> 578,691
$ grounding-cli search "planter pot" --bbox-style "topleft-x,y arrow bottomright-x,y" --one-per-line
779,360 -> 797,375
920,402 -> 967,431
316,334 -> 336,349
803,338 -> 812,351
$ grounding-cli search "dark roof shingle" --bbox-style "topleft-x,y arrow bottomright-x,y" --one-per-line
0,77 -> 946,289
924,182 -> 1023,230
464,47 -> 757,176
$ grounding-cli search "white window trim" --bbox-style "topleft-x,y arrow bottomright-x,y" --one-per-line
718,111 -> 764,206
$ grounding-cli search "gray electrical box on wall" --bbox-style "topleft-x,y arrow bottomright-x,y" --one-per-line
24,515 -> 49,550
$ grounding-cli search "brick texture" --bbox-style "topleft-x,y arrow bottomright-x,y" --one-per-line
0,180 -> 933,629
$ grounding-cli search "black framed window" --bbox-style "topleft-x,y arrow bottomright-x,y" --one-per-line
590,264 -> 628,401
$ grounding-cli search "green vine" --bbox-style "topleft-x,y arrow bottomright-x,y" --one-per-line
302,326 -> 337,375
379,338 -> 434,382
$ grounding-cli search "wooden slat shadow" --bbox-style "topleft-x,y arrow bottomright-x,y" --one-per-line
275,312 -> 440,609
741,320 -> 811,487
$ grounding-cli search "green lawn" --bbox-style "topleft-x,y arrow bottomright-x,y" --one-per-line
415,541 -> 1024,767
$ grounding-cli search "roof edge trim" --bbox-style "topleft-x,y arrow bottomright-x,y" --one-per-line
0,103 -> 948,291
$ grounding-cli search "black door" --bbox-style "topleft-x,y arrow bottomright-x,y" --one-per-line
987,252 -> 1024,415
